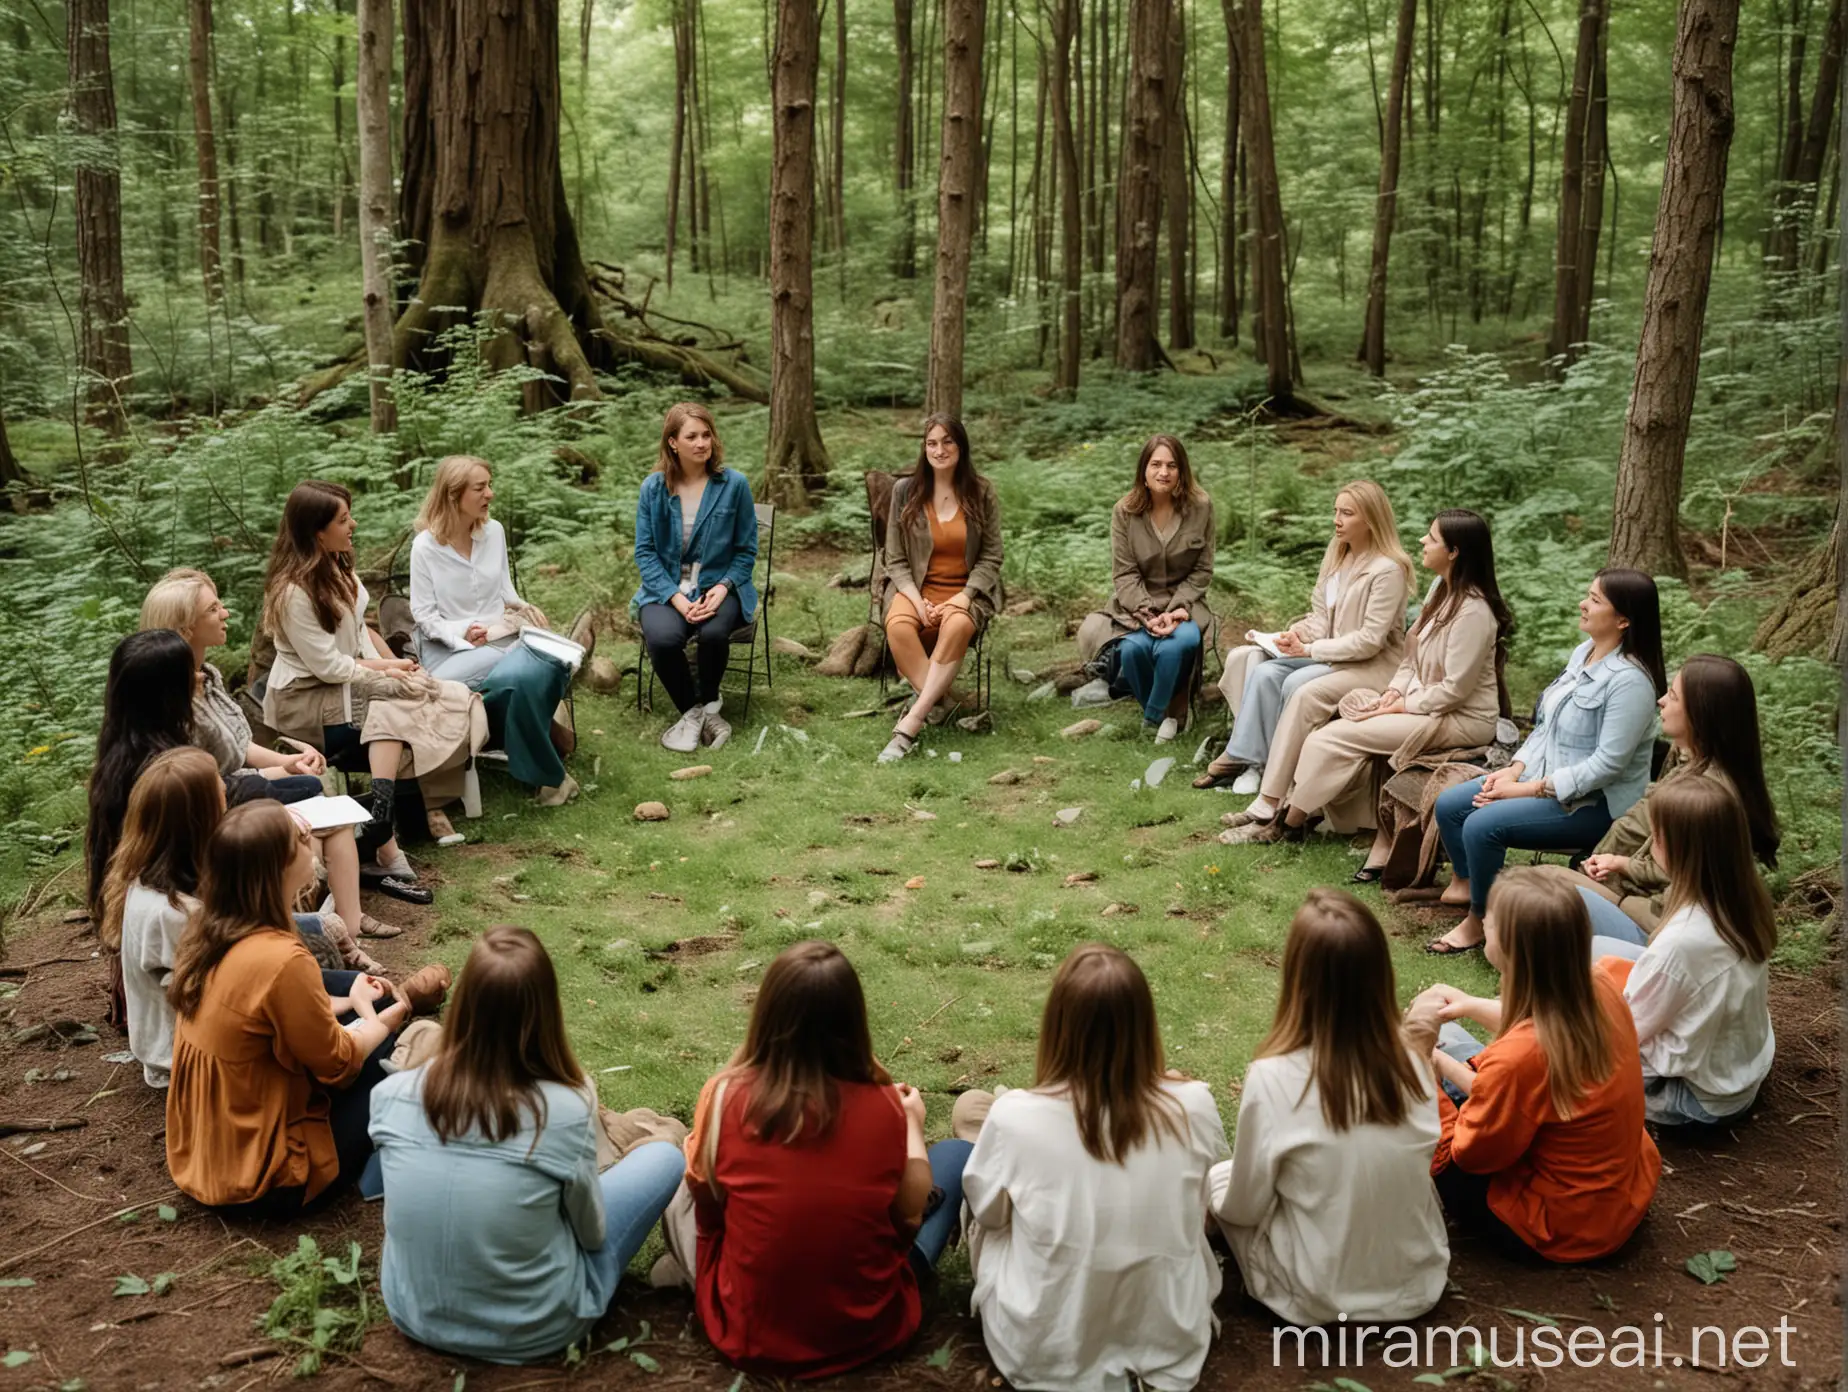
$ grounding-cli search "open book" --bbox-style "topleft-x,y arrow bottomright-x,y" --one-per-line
1246,630 -> 1289,660
287,794 -> 373,832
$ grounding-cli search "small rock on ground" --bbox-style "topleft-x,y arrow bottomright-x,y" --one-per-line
670,765 -> 713,780
1064,871 -> 1098,885
1060,719 -> 1103,739
633,801 -> 670,821
988,769 -> 1022,785
1055,807 -> 1084,825
974,858 -> 1001,870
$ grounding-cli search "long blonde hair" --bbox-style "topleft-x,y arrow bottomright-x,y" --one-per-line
1489,869 -> 1617,1121
1257,889 -> 1428,1131
415,455 -> 492,549
139,569 -> 217,644
1330,480 -> 1414,592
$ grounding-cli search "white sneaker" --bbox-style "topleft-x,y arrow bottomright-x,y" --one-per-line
1231,766 -> 1264,794
700,705 -> 732,750
660,708 -> 704,753
1155,717 -> 1179,743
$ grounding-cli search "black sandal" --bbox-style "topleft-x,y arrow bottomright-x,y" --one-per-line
1192,762 -> 1244,790
1424,935 -> 1485,956
1351,865 -> 1385,885
370,874 -> 434,906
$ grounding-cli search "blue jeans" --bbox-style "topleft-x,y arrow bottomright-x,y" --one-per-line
1116,623 -> 1202,723
914,1139 -> 974,1267
1435,779 -> 1612,917
583,1142 -> 688,1309
1437,1021 -> 1487,1106
1581,890 -> 1652,947
1223,657 -> 1331,767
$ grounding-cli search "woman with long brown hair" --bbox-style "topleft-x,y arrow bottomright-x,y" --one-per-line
662,940 -> 966,1379
632,404 -> 759,754
262,480 -> 484,856
958,944 -> 1229,1390
1210,890 -> 1447,1325
874,415 -> 1004,761
1415,869 -> 1660,1261
1075,434 -> 1215,742
165,802 -> 411,1218
370,927 -> 685,1363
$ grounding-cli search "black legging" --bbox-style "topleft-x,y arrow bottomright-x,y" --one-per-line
1433,1163 -> 1542,1261
639,590 -> 746,713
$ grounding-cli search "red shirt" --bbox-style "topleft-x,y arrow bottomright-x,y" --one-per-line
1434,967 -> 1661,1261
685,1073 -> 919,1378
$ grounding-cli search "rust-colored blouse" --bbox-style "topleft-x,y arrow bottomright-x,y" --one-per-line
165,929 -> 365,1206
921,507 -> 971,604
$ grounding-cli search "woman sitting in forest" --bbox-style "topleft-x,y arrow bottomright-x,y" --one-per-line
1075,434 -> 1215,743
1211,890 -> 1448,1327
141,569 -> 328,807
410,455 -> 581,806
1530,653 -> 1779,944
875,415 -> 1004,762
957,944 -> 1229,1391
1416,869 -> 1660,1262
632,404 -> 759,754
165,802 -> 413,1218
656,940 -> 969,1380
1194,480 -> 1411,802
1220,509 -> 1510,873
1428,569 -> 1665,955
370,926 -> 684,1364
262,480 -> 484,854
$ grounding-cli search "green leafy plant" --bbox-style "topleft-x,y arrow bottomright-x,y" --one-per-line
1686,1249 -> 1738,1285
261,1236 -> 375,1377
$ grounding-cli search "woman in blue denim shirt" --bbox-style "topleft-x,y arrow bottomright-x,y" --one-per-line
632,404 -> 760,754
1428,569 -> 1666,955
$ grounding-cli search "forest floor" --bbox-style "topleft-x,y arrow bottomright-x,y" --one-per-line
0,540 -> 1841,1390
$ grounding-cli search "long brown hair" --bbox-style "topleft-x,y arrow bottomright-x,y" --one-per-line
1677,654 -> 1780,868
421,926 -> 587,1144
1650,777 -> 1779,964
657,402 -> 725,490
899,414 -> 982,531
166,802 -> 302,1020
100,748 -> 224,952
1488,869 -> 1616,1121
263,481 -> 358,635
1034,944 -> 1185,1164
1121,434 -> 1206,517
726,940 -> 883,1144
1257,890 -> 1429,1131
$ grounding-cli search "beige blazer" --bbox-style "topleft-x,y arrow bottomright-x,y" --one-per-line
1386,590 -> 1502,753
876,474 -> 1005,626
1076,496 -> 1217,661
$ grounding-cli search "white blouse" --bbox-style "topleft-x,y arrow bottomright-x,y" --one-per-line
962,1080 -> 1230,1392
121,883 -> 196,1088
409,521 -> 523,652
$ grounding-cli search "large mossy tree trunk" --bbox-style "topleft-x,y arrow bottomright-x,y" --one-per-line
396,0 -> 606,402
1608,0 -> 1738,580
69,0 -> 132,434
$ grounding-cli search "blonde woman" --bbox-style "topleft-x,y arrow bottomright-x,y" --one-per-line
1195,481 -> 1411,808
411,457 -> 578,805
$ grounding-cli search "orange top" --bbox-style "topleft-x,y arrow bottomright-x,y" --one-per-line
921,506 -> 971,605
1434,966 -> 1660,1261
165,929 -> 366,1206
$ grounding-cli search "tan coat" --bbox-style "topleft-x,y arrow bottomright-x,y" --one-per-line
1218,544 -> 1410,715
1076,497 -> 1217,661
875,475 -> 1005,627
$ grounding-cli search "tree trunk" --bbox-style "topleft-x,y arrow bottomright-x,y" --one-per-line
1546,0 -> 1604,372
395,0 -> 606,403
1570,18 -> 1608,349
832,0 -> 848,259
68,0 -> 133,434
1162,2 -> 1191,350
356,0 -> 397,434
1238,0 -> 1293,402
1359,0 -> 1415,376
188,0 -> 224,304
767,0 -> 832,507
895,0 -> 917,277
666,0 -> 688,287
1114,0 -> 1169,369
0,403 -> 25,490
926,0 -> 986,416
1217,0 -> 1239,341
1770,0 -> 1843,274
1608,0 -> 1738,580
1050,0 -> 1084,395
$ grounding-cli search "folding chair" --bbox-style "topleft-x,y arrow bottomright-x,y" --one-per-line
636,502 -> 777,723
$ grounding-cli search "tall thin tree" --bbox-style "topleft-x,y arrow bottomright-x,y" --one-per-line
1114,0 -> 1170,369
1238,0 -> 1293,403
68,0 -> 132,433
1546,0 -> 1606,371
1217,0 -> 1240,341
1358,0 -> 1416,376
926,0 -> 987,416
1162,0 -> 1192,349
355,0 -> 396,433
894,0 -> 918,276
187,0 -> 225,303
1050,0 -> 1084,394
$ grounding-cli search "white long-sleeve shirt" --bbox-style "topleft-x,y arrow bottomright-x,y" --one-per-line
962,1080 -> 1230,1392
1209,1047 -> 1448,1326
1623,904 -> 1774,1116
409,521 -> 523,653
121,883 -> 196,1088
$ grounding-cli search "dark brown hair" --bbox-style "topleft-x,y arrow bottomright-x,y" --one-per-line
167,802 -> 303,1020
1650,777 -> 1779,964
726,940 -> 882,1144
657,402 -> 724,490
422,926 -> 588,1144
100,747 -> 224,952
1121,434 -> 1205,517
263,481 -> 358,635
1677,654 -> 1779,868
899,414 -> 982,532
1033,944 -> 1185,1164
1257,890 -> 1429,1131
1593,567 -> 1668,697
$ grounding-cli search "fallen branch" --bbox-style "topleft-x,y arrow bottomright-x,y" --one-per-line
0,1142 -> 115,1202
0,954 -> 95,977
0,1188 -> 181,1272
0,1116 -> 88,1138
219,1348 -> 280,1370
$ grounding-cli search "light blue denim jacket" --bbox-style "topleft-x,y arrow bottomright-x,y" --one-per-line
630,468 -> 759,620
1512,638 -> 1659,817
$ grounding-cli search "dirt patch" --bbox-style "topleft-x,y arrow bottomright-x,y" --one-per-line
0,912 -> 1838,1390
